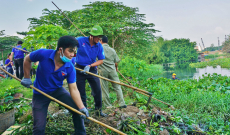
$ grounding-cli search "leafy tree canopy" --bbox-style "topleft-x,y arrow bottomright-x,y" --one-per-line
147,38 -> 198,67
24,1 -> 159,58
23,25 -> 68,50
0,34 -> 22,61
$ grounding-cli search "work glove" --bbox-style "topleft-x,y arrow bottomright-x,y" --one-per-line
21,78 -> 32,88
79,107 -> 89,120
80,65 -> 90,75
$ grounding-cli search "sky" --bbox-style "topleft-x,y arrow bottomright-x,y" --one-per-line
0,0 -> 230,48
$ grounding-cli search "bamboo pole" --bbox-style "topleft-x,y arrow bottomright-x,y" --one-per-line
76,67 -> 152,95
0,67 -> 126,135
51,1 -> 86,37
117,70 -> 175,109
10,46 -> 153,95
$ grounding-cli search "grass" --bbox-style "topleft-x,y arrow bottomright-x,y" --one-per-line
0,78 -> 34,99
190,58 -> 230,68
127,74 -> 230,134
1,71 -> 230,134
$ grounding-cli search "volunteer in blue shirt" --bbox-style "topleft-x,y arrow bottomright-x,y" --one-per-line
20,36 -> 89,135
11,41 -> 27,79
75,25 -> 106,117
71,57 -> 76,66
5,53 -> 14,79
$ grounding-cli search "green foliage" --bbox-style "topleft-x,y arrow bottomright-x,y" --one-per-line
118,56 -> 163,81
135,73 -> 230,133
23,25 -> 68,50
26,2 -> 159,59
0,35 -> 22,61
204,53 -> 224,59
0,30 -> 5,36
27,8 -> 73,30
203,46 -> 222,52
220,35 -> 229,53
0,79 -> 33,99
147,38 -> 198,67
190,57 -> 230,68
146,37 -> 165,64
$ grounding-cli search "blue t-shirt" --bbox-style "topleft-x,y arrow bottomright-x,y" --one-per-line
5,59 -> 12,67
12,45 -> 27,59
75,37 -> 105,66
30,49 -> 76,94
71,57 -> 76,65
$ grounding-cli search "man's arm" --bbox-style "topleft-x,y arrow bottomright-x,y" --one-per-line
23,54 -> 32,78
68,83 -> 85,109
90,60 -> 103,67
10,52 -> 14,61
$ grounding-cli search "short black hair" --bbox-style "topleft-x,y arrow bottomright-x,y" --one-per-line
18,41 -> 23,44
56,36 -> 78,51
101,36 -> 108,43
7,53 -> 11,57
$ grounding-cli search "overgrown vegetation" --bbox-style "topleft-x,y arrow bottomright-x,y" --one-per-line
190,57 -> 230,68
129,73 -> 230,134
2,73 -> 230,134
0,79 -> 33,99
146,37 -> 198,67
204,53 -> 225,59
119,56 -> 163,81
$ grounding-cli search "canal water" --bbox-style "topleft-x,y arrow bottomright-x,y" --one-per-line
153,65 -> 230,80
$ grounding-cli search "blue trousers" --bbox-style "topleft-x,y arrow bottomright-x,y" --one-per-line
6,67 -> 13,79
32,87 -> 86,135
76,65 -> 102,110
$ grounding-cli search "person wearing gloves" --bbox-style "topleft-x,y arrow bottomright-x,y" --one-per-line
75,25 -> 106,117
21,36 -> 89,135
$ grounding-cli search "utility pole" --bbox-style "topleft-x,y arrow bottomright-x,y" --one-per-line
225,35 -> 227,41
201,38 -> 206,53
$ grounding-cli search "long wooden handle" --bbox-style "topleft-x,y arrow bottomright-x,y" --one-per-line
117,69 -> 174,107
11,47 -> 174,108
51,1 -> 86,37
0,67 -> 126,135
117,70 -> 132,85
12,46 -> 30,53
12,46 -> 152,95
76,67 -> 152,95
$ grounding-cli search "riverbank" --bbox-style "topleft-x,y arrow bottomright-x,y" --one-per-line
190,57 -> 230,68
134,73 -> 230,134
1,73 -> 230,134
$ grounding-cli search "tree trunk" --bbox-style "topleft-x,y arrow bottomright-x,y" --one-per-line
112,36 -> 114,48
112,36 -> 118,49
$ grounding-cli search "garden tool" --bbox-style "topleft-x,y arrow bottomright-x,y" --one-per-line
11,47 -> 153,96
0,67 -> 126,135
117,70 -> 175,110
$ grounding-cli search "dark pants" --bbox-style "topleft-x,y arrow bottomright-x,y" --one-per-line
30,68 -> 36,78
32,87 -> 86,135
6,67 -> 13,79
76,65 -> 102,110
14,58 -> 24,79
